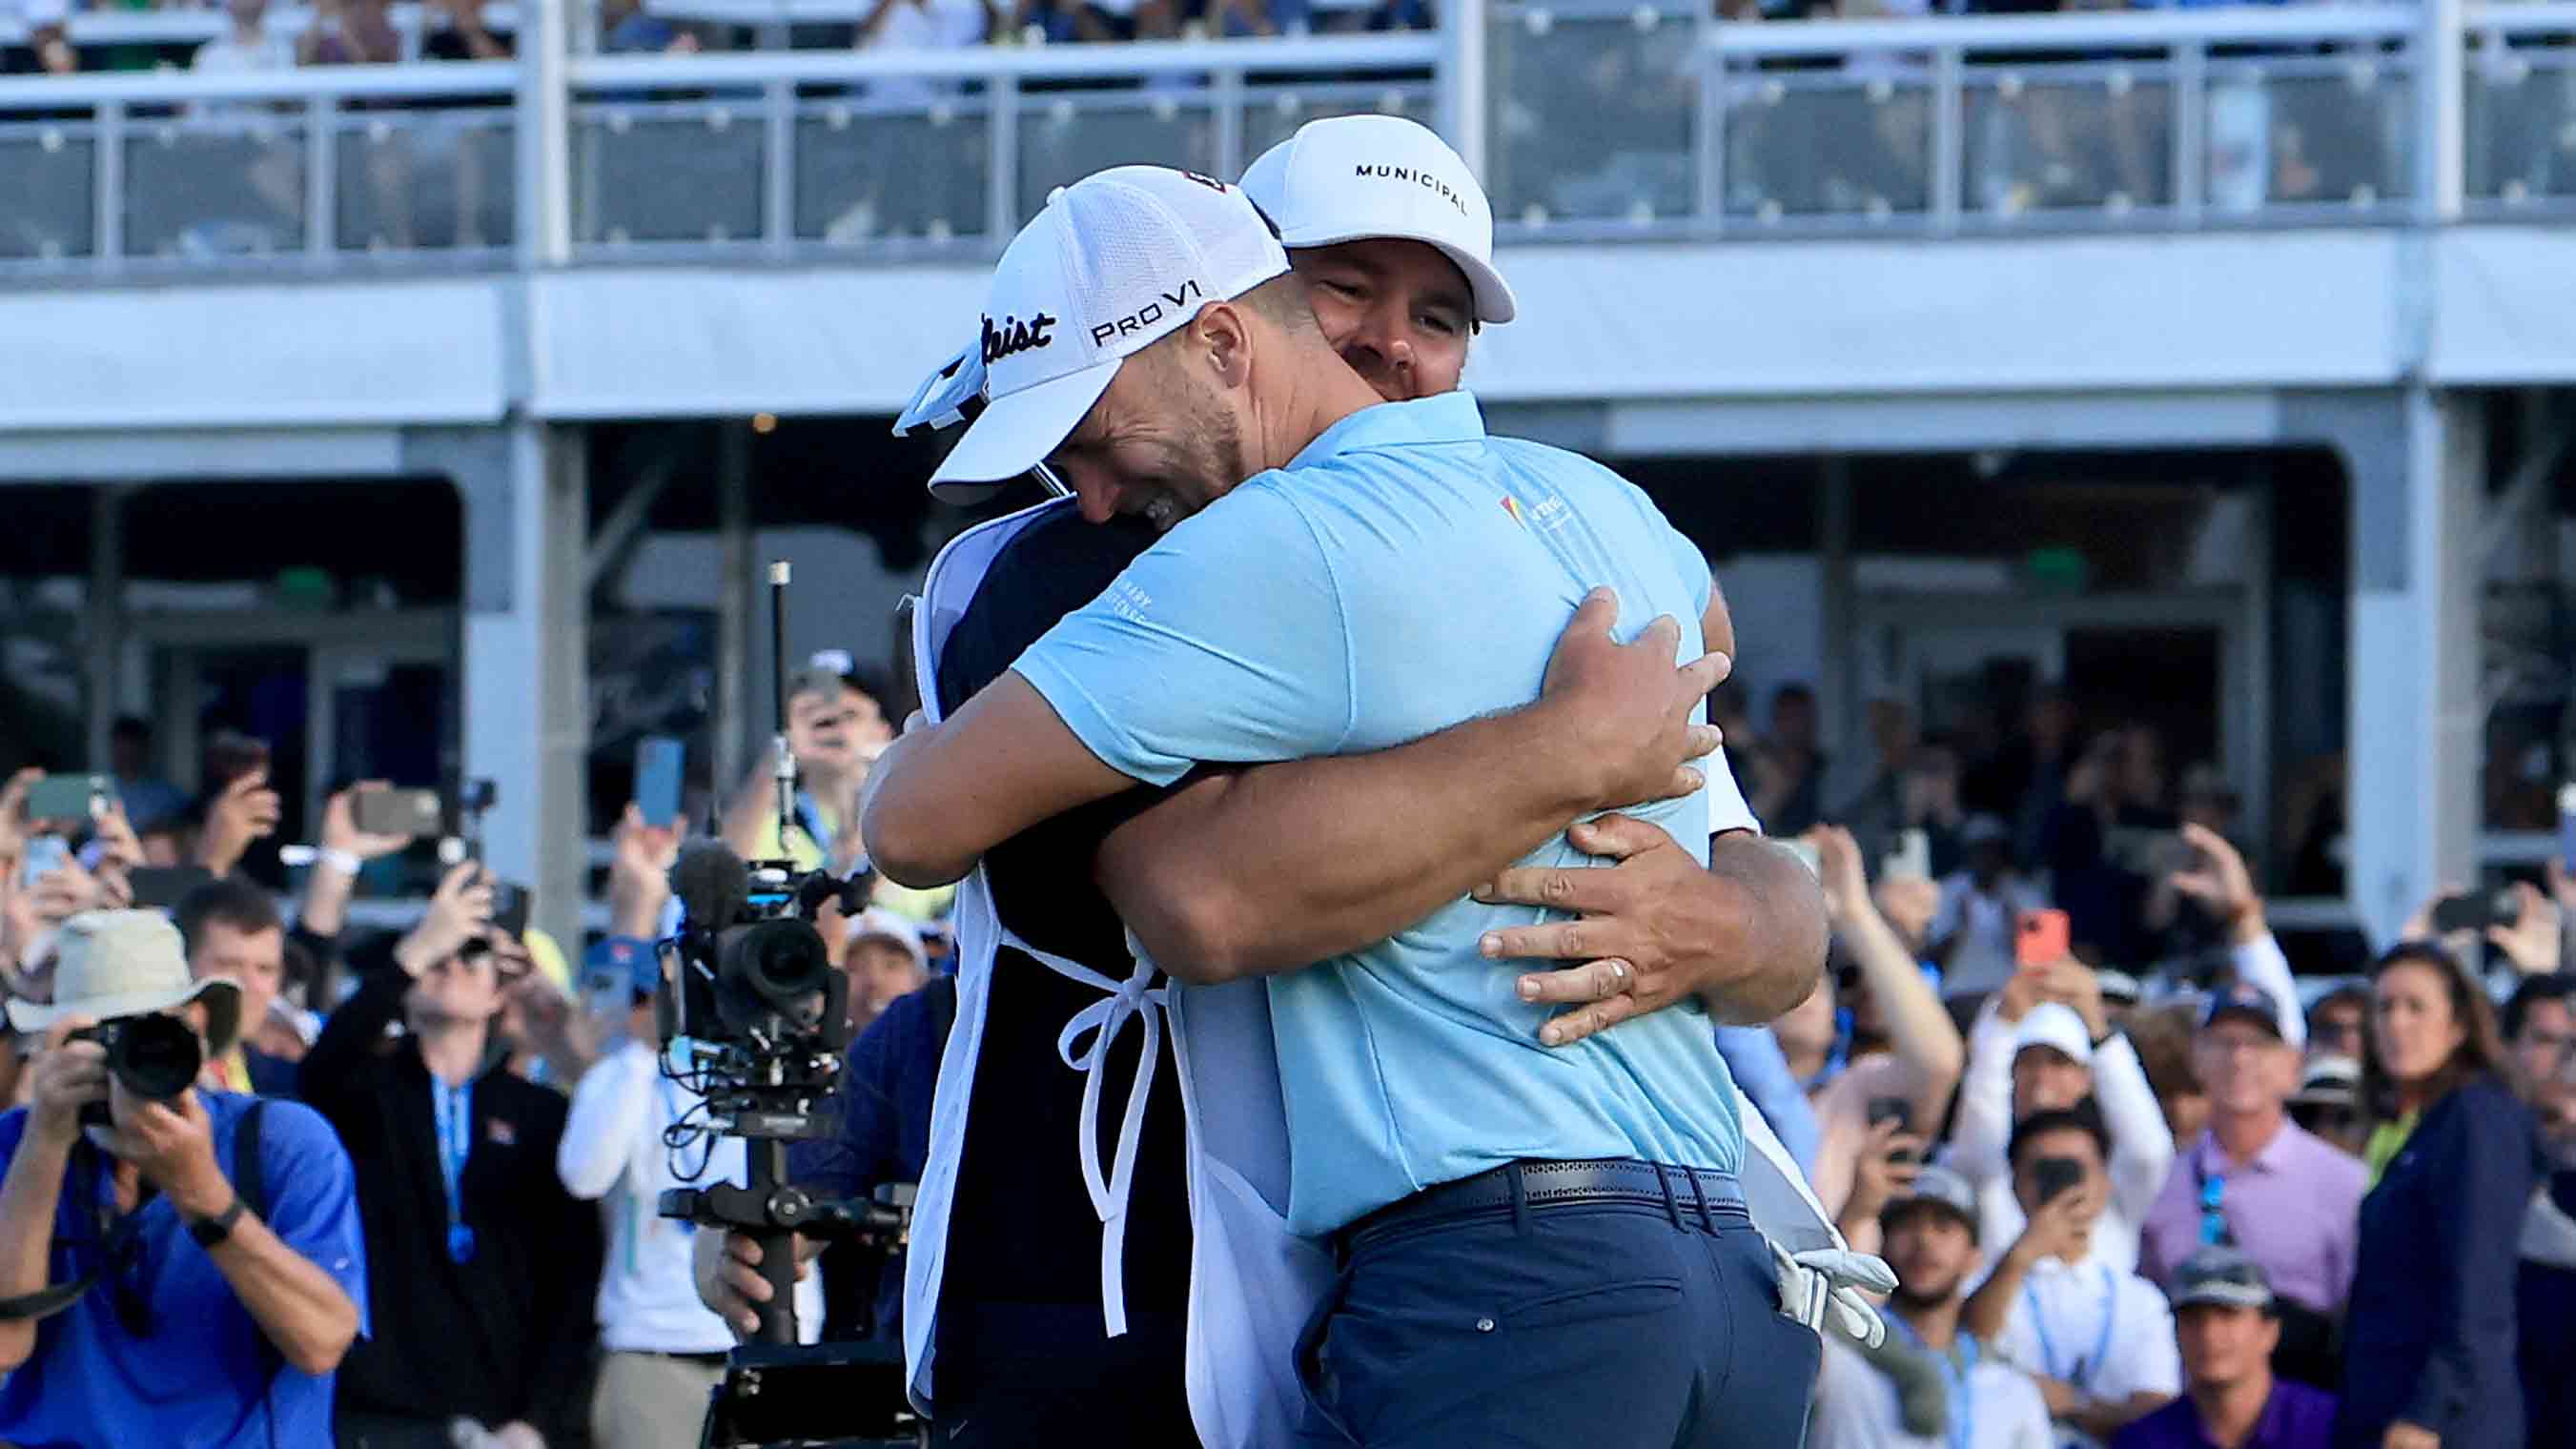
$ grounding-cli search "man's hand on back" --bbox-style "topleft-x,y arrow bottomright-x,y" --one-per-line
1537,587 -> 1728,813
1473,815 -> 1723,1045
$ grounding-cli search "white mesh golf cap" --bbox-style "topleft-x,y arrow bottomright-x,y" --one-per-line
1238,114 -> 1516,325
927,166 -> 1291,496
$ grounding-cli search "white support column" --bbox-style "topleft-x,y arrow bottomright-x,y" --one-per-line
2419,0 -> 2465,224
714,421 -> 756,798
1817,458 -> 1857,767
1438,0 -> 1487,178
83,483 -> 127,767
2345,388 -> 2481,948
518,0 -> 574,264
442,422 -> 588,955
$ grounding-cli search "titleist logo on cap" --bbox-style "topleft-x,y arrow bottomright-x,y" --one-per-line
982,311 -> 1057,364
1354,163 -> 1470,217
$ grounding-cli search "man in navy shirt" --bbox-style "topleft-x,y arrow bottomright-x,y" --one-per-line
2115,1247 -> 2334,1449
0,909 -> 367,1449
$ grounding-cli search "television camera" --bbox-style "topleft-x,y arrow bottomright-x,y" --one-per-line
653,561 -> 920,1449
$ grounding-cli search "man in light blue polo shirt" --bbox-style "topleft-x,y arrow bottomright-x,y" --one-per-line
864,166 -> 1827,1446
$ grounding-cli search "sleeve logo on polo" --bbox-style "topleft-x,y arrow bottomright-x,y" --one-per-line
1107,579 -> 1154,623
1354,163 -> 1471,218
983,311 -> 1059,363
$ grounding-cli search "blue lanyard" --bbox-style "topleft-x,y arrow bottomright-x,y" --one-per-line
433,1077 -> 478,1264
2198,1173 -> 2230,1246
1890,1316 -> 1978,1449
2023,1266 -> 2117,1387
795,790 -> 833,859
2192,1148 -> 2235,1248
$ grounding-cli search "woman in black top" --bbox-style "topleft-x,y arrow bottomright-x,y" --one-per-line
2335,942 -> 2541,1449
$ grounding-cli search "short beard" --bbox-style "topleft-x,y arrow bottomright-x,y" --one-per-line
1176,382 -> 1249,515
1890,1281 -> 1960,1315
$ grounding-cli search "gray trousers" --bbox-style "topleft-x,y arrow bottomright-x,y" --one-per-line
591,1350 -> 725,1449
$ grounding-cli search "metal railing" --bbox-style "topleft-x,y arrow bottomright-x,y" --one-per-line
1489,3 -> 2429,238
0,62 -> 518,274
562,36 -> 1439,259
7,2 -> 2574,278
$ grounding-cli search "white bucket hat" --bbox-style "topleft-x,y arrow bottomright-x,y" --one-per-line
6,909 -> 243,1056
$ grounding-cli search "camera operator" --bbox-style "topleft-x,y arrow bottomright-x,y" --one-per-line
563,806 -> 824,1449
302,861 -> 602,1449
0,910 -> 366,1447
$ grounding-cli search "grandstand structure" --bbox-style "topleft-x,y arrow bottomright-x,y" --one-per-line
2,0 -> 2567,952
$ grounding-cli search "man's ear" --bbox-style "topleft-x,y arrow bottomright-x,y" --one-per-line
1192,301 -> 1257,390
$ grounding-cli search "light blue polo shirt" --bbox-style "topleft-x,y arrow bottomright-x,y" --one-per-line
1013,391 -> 1756,1236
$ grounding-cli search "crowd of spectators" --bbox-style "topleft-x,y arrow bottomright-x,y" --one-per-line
0,0 -> 1433,80
1732,675 -> 2576,1449
0,665 -> 932,1448
2,660 -> 2573,1449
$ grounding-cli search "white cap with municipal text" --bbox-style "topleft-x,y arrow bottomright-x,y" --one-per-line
928,166 -> 1291,498
1238,114 -> 1517,325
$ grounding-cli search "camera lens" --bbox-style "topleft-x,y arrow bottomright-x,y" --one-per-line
714,919 -> 832,1030
108,1014 -> 204,1102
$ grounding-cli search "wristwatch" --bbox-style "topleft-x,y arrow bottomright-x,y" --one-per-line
188,1196 -> 247,1249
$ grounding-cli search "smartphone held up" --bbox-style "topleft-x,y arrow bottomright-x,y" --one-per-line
2016,908 -> 2071,970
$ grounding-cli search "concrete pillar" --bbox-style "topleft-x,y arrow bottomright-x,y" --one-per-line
714,422 -> 757,796
1817,459 -> 1857,767
2342,388 -> 2482,948
83,483 -> 127,768
410,422 -> 589,956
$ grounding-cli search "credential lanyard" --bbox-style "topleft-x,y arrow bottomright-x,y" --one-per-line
1890,1316 -> 1979,1449
2023,1266 -> 2116,1389
433,1077 -> 478,1264
2193,1150 -> 2234,1248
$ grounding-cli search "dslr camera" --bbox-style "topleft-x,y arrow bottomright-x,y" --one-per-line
70,1013 -> 201,1128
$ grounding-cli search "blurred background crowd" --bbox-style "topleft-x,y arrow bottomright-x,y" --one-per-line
2,650 -> 2572,1447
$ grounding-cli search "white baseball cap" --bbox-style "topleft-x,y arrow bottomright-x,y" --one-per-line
927,165 -> 1291,500
1238,114 -> 1517,325
844,908 -> 927,972
2011,1001 -> 2096,1066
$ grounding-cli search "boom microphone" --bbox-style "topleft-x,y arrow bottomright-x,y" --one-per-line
670,841 -> 751,935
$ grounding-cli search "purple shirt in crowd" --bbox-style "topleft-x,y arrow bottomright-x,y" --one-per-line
2137,1119 -> 2365,1315
2111,1379 -> 2338,1449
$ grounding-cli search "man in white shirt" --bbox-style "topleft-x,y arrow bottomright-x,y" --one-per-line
1947,970 -> 2174,1272
191,0 -> 294,73
559,822 -> 821,1449
1813,1164 -> 2053,1449
1961,1104 -> 2179,1448
1928,814 -> 2048,998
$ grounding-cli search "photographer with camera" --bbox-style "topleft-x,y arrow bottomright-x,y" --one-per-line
0,909 -> 366,1447
302,860 -> 602,1449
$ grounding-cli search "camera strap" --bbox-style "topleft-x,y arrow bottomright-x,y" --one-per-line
0,1100 -> 271,1323
0,1140 -> 151,1324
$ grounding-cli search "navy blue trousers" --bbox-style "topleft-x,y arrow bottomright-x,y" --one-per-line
1295,1182 -> 1821,1448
